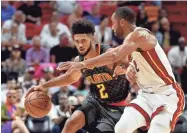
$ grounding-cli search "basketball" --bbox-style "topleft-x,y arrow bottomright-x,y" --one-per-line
24,91 -> 52,118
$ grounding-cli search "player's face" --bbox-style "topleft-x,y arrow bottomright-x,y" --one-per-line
111,13 -> 124,39
74,34 -> 93,56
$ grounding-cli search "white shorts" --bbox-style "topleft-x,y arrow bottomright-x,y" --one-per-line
128,83 -> 185,131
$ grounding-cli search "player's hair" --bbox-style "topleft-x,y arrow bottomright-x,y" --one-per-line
115,7 -> 136,24
71,19 -> 95,35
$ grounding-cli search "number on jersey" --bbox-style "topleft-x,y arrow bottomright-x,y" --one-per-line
96,84 -> 109,99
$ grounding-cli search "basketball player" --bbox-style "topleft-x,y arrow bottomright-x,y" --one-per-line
59,7 -> 185,133
27,20 -> 131,133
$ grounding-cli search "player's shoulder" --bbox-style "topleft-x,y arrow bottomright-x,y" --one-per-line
132,27 -> 153,38
129,27 -> 156,43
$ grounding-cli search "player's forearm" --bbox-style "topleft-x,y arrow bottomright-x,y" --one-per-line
41,73 -> 76,89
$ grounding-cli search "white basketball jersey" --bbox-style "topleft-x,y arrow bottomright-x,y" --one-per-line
130,27 -> 175,90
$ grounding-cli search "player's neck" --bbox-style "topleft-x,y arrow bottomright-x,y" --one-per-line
124,25 -> 136,37
84,44 -> 100,60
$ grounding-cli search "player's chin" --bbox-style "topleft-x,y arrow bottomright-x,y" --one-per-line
78,51 -> 86,56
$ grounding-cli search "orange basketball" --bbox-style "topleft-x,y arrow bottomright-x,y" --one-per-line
24,91 -> 52,118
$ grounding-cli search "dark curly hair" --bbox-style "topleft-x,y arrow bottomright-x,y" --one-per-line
71,19 -> 95,35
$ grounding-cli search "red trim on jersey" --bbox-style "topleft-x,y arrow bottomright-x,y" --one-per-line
170,83 -> 184,131
127,103 -> 150,130
128,54 -> 132,62
151,106 -> 165,120
109,99 -> 127,106
141,49 -> 174,85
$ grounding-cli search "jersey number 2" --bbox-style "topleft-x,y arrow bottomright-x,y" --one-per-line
96,84 -> 109,99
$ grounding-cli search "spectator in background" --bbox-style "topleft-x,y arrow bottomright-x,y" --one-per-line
85,3 -> 101,25
50,94 -> 84,133
95,15 -> 112,46
117,1 -> 143,6
68,4 -> 83,28
158,8 -> 168,20
1,90 -> 30,133
41,22 -> 61,49
181,59 -> 187,94
42,66 -> 55,81
23,67 -> 35,82
34,63 -> 57,80
168,37 -> 187,71
52,86 -> 74,105
50,33 -> 78,63
26,36 -> 49,66
73,78 -> 89,97
152,0 -> 162,7
55,0 -> 76,15
1,36 -> 24,64
1,43 -> 11,63
50,96 -> 70,133
14,86 -> 27,121
1,22 -> 27,45
40,11 -> 72,41
1,77 -> 17,104
2,45 -> 26,76
77,1 -> 98,13
136,9 -> 148,27
18,1 -> 42,25
2,10 -> 25,37
160,17 -> 181,48
1,1 -> 16,22
148,21 -> 163,45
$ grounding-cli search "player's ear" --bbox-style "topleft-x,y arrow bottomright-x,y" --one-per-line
92,35 -> 96,43
120,19 -> 125,27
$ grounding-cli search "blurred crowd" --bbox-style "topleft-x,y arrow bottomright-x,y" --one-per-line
1,1 -> 187,133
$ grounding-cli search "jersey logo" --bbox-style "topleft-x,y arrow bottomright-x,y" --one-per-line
86,73 -> 113,84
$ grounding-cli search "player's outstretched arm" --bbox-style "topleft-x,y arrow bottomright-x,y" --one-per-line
41,69 -> 81,90
80,32 -> 138,68
58,34 -> 138,72
25,69 -> 82,96
26,57 -> 82,96
81,30 -> 156,69
58,30 -> 156,72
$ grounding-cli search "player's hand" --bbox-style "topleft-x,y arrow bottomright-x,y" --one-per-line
126,65 -> 137,83
57,61 -> 84,72
25,85 -> 44,98
113,65 -> 126,77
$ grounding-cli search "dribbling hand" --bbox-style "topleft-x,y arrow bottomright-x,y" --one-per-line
113,65 -> 126,77
25,85 -> 44,98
